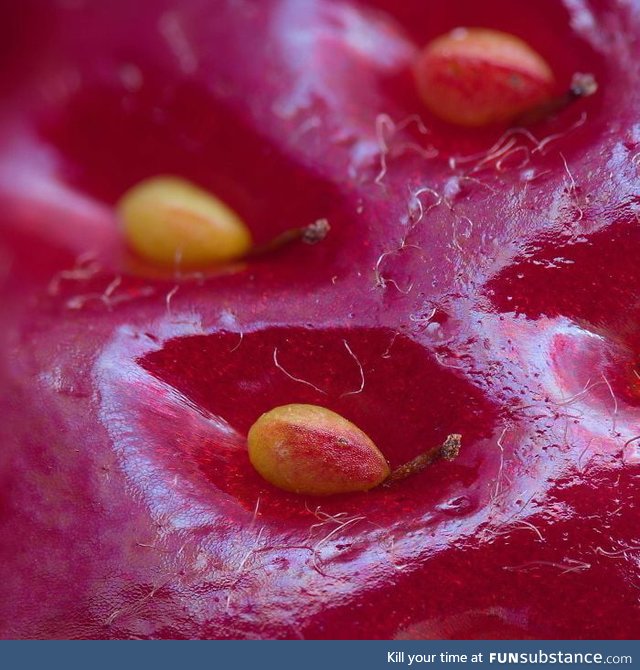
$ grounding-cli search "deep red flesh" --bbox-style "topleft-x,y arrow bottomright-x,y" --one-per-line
1,0 -> 639,639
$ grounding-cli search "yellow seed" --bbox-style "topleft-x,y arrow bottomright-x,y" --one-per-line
248,404 -> 390,496
117,176 -> 252,268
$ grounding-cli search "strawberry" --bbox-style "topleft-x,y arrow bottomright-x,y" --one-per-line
0,0 -> 637,639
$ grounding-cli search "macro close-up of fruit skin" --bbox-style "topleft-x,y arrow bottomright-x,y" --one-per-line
1,0 -> 640,640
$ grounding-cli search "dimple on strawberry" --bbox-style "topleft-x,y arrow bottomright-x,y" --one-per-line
0,0 -> 639,640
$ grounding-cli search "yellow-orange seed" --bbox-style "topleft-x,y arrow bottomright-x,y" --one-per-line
117,176 -> 252,268
248,404 -> 390,496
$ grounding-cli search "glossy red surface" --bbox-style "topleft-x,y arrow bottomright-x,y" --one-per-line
0,0 -> 639,639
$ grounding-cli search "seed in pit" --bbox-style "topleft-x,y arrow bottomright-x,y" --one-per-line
117,176 -> 252,268
414,27 -> 555,126
247,404 -> 390,496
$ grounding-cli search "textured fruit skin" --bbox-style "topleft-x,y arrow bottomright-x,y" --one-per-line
248,404 -> 390,495
0,0 -> 639,641
415,28 -> 555,126
117,176 -> 252,268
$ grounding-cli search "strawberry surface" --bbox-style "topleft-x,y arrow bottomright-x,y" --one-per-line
0,0 -> 639,639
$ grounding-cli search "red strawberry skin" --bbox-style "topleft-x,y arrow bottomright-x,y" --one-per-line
1,0 -> 639,639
